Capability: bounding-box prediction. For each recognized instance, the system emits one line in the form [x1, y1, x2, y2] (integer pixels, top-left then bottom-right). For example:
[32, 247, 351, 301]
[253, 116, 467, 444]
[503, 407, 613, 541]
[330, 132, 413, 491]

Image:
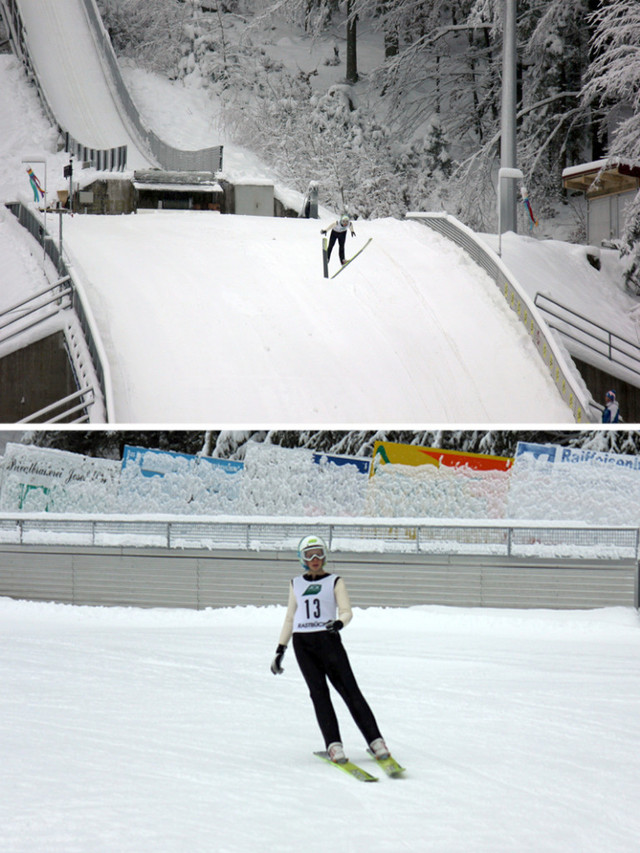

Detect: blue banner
[122, 445, 243, 478]
[311, 452, 370, 475]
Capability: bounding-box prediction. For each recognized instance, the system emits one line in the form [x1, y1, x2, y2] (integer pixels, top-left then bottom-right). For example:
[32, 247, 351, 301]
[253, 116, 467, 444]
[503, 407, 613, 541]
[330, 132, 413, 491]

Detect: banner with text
[0, 443, 120, 512]
[507, 441, 640, 525]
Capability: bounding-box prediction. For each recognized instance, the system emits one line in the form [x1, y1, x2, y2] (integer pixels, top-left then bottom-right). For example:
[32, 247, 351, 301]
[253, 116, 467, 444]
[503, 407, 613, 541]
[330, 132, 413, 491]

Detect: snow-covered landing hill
[61, 211, 574, 423]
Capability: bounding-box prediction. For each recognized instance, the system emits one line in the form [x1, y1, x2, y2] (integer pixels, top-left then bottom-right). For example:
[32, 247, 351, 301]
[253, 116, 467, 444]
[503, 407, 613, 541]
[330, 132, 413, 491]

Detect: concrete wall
[0, 544, 636, 610]
[0, 331, 77, 422]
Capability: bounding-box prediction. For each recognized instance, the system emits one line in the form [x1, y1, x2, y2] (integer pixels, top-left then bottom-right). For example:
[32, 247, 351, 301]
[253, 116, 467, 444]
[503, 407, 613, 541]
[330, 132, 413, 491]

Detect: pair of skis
[322, 237, 373, 279]
[314, 749, 405, 782]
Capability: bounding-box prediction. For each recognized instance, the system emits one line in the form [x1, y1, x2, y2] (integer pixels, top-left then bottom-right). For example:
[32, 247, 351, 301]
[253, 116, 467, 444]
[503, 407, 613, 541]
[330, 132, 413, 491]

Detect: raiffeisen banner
[515, 441, 640, 470]
[508, 442, 640, 525]
[0, 443, 120, 512]
[371, 440, 513, 475]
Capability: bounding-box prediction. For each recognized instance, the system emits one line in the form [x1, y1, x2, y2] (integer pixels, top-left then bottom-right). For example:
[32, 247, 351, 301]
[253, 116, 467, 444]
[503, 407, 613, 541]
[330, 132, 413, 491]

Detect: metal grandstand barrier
[0, 516, 637, 558]
[0, 518, 638, 609]
[407, 212, 595, 423]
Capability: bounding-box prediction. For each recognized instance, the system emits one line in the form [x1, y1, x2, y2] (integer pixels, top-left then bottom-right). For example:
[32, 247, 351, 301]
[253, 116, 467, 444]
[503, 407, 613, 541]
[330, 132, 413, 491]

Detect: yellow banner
[371, 441, 513, 475]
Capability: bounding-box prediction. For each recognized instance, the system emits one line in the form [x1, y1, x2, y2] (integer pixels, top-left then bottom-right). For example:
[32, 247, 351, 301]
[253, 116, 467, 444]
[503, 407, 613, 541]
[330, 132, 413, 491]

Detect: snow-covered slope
[61, 211, 573, 423]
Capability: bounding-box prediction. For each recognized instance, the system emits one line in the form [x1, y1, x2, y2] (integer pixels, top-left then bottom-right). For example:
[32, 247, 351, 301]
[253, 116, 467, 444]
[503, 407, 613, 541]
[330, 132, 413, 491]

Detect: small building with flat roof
[562, 159, 640, 245]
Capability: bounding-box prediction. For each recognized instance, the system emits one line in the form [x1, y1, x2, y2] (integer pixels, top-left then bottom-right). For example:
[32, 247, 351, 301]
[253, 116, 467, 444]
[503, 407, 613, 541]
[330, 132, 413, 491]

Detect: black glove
[321, 229, 326, 235]
[325, 620, 343, 634]
[270, 644, 286, 674]
[351, 231, 356, 237]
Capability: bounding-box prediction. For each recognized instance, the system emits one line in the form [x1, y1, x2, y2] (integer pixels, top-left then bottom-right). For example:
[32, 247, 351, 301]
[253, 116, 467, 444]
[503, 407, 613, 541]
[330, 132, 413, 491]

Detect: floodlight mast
[499, 0, 518, 236]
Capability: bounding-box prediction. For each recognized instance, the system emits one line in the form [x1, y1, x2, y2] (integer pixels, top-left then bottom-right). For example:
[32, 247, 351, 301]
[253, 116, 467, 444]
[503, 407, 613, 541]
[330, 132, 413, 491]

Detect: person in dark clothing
[602, 390, 620, 423]
[321, 214, 355, 265]
[270, 534, 389, 764]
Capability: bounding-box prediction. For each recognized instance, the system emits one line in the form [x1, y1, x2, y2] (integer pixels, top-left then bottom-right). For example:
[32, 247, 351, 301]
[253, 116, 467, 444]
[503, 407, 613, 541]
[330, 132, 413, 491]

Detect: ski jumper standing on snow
[270, 534, 389, 765]
[322, 214, 355, 265]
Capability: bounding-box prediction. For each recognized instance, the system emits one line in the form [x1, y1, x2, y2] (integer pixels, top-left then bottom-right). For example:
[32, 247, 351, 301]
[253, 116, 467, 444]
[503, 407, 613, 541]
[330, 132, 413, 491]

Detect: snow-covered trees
[29, 429, 640, 460]
[100, 0, 637, 238]
[97, 0, 190, 73]
[584, 0, 640, 292]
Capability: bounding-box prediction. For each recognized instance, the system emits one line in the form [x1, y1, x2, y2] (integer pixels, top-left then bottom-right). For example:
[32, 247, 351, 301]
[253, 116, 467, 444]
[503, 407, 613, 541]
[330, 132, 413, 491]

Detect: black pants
[293, 631, 382, 748]
[327, 230, 347, 263]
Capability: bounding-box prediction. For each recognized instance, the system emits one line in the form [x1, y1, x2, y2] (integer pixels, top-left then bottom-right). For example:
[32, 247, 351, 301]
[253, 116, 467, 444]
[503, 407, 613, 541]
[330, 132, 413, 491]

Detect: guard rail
[0, 515, 637, 559]
[407, 212, 595, 422]
[534, 292, 640, 381]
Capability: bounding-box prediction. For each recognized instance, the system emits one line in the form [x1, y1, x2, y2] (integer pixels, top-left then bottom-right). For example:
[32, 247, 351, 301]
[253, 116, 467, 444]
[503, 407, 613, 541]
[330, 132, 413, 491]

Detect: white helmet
[297, 534, 328, 568]
[340, 214, 350, 226]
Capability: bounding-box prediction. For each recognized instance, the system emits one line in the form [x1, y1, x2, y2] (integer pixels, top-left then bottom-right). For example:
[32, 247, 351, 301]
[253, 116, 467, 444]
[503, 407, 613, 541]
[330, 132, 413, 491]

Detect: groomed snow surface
[2, 598, 639, 852]
[62, 211, 574, 423]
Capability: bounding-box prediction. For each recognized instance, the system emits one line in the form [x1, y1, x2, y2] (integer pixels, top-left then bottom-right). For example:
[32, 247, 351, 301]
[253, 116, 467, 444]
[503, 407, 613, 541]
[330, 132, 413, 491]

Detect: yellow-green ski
[314, 751, 378, 782]
[367, 750, 406, 778]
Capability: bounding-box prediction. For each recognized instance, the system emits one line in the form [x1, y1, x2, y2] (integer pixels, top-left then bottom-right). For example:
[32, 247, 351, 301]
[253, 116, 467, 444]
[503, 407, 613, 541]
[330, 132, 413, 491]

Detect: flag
[26, 166, 45, 203]
[520, 185, 538, 230]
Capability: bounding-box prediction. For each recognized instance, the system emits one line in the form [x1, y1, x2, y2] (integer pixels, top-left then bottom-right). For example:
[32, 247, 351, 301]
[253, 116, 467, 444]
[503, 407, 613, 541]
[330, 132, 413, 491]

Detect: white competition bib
[292, 574, 338, 633]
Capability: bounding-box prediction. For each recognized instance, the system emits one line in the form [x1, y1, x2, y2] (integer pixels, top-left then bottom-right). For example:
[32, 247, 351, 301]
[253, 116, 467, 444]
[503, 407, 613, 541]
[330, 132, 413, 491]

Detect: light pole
[499, 0, 518, 236]
[498, 166, 523, 257]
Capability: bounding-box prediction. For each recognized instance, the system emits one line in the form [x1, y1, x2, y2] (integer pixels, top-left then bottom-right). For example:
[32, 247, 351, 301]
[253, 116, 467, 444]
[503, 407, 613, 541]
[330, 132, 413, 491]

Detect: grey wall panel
[0, 548, 74, 602]
[0, 545, 637, 610]
[72, 551, 200, 608]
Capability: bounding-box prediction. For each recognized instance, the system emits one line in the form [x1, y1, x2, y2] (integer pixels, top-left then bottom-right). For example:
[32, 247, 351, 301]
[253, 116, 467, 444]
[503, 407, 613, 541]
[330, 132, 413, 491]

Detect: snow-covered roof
[133, 170, 218, 186]
[132, 182, 223, 193]
[562, 159, 640, 196]
[562, 159, 640, 179]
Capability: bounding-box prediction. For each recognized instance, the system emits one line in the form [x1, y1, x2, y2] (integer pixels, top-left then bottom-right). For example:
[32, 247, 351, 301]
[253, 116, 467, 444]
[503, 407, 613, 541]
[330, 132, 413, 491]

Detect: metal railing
[534, 292, 640, 380]
[4, 201, 113, 421]
[407, 212, 595, 422]
[0, 515, 637, 559]
[18, 387, 95, 424]
[0, 277, 72, 346]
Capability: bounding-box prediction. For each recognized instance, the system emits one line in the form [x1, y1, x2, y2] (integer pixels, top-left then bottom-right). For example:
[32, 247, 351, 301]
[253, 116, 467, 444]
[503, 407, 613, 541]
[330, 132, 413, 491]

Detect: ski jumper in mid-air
[270, 534, 390, 765]
[321, 214, 355, 265]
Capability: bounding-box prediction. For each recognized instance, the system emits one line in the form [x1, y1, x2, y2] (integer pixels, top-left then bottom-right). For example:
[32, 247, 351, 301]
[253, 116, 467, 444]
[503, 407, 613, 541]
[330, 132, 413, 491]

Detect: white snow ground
[61, 211, 575, 423]
[1, 597, 639, 852]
